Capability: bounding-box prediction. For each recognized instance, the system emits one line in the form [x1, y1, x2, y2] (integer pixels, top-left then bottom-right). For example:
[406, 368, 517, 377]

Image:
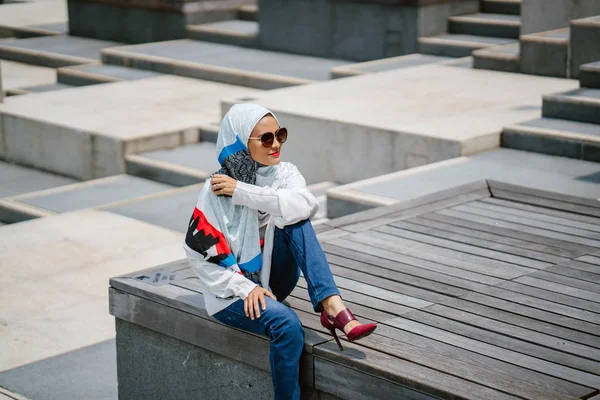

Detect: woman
[183, 103, 376, 400]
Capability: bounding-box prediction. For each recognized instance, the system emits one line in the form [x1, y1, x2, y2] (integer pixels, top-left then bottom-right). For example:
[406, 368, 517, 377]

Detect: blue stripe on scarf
[239, 253, 262, 273]
[218, 253, 237, 268]
[218, 136, 247, 165]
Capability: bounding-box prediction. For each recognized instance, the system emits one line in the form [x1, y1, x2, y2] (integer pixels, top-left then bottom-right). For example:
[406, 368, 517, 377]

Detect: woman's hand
[244, 286, 276, 320]
[211, 174, 237, 197]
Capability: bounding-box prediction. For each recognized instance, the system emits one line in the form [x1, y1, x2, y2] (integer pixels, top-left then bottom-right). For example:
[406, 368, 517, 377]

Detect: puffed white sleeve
[184, 245, 257, 300]
[231, 165, 319, 227]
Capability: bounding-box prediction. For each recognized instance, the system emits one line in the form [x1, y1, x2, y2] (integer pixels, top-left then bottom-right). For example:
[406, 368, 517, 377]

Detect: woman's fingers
[259, 292, 267, 311]
[244, 297, 250, 318]
[253, 294, 261, 319]
[265, 289, 276, 300]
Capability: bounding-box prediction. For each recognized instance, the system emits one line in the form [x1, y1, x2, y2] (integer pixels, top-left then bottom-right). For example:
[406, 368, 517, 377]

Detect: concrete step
[520, 28, 570, 78]
[502, 117, 600, 162]
[306, 181, 338, 221]
[570, 15, 600, 79]
[0, 60, 56, 93]
[186, 20, 259, 48]
[330, 54, 454, 78]
[580, 61, 600, 89]
[238, 4, 258, 21]
[542, 88, 600, 125]
[0, 174, 174, 223]
[449, 13, 520, 39]
[101, 39, 347, 89]
[0, 160, 77, 199]
[472, 42, 520, 73]
[0, 35, 123, 68]
[418, 34, 515, 57]
[326, 148, 600, 218]
[2, 21, 67, 39]
[57, 64, 162, 86]
[125, 141, 220, 187]
[481, 0, 521, 16]
[6, 82, 74, 96]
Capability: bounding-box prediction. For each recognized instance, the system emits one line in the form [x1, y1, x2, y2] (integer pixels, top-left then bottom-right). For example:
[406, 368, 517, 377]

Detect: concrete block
[259, 0, 478, 61]
[472, 43, 520, 73]
[238, 4, 258, 21]
[0, 60, 56, 93]
[57, 64, 161, 86]
[330, 54, 453, 79]
[230, 63, 576, 184]
[542, 88, 600, 125]
[579, 61, 600, 89]
[101, 40, 346, 89]
[0, 1, 67, 39]
[449, 13, 521, 39]
[570, 16, 600, 79]
[0, 62, 3, 104]
[0, 160, 77, 199]
[0, 36, 122, 68]
[482, 0, 521, 15]
[521, 0, 600, 35]
[419, 34, 515, 58]
[186, 20, 259, 48]
[0, 76, 260, 179]
[520, 28, 570, 78]
[68, 0, 251, 43]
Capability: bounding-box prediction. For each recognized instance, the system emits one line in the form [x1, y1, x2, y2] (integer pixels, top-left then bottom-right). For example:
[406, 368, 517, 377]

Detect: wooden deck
[110, 180, 600, 400]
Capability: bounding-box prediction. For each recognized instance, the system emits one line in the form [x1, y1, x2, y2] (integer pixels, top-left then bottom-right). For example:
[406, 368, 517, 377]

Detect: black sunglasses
[248, 127, 288, 148]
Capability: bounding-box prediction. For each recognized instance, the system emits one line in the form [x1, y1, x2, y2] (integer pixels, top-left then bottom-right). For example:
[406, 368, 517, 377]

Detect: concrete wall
[0, 62, 3, 104]
[258, 0, 478, 61]
[68, 0, 252, 43]
[570, 16, 600, 79]
[521, 0, 600, 34]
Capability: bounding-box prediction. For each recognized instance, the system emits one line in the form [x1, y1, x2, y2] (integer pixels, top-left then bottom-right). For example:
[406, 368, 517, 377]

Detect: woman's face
[248, 115, 282, 166]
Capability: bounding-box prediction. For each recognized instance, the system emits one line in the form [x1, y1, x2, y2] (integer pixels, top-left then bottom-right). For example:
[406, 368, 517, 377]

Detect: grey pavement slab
[138, 142, 220, 172]
[11, 82, 74, 94]
[225, 63, 578, 184]
[27, 22, 68, 34]
[0, 60, 55, 91]
[0, 160, 77, 198]
[0, 36, 123, 67]
[0, 1, 66, 33]
[0, 340, 117, 400]
[104, 185, 201, 233]
[326, 148, 600, 217]
[101, 39, 348, 88]
[0, 209, 184, 372]
[11, 175, 174, 213]
[0, 75, 261, 179]
[331, 54, 453, 78]
[57, 64, 161, 86]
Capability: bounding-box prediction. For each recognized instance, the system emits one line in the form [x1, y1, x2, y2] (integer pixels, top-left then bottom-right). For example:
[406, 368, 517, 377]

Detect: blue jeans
[213, 219, 340, 400]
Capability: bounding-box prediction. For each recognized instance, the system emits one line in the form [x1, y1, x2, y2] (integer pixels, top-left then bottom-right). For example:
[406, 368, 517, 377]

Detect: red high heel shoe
[320, 308, 377, 351]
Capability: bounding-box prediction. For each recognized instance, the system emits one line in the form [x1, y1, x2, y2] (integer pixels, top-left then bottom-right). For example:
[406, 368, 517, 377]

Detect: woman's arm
[231, 166, 319, 225]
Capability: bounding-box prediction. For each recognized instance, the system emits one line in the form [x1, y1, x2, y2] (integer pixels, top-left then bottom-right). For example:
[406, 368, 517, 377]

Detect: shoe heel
[329, 328, 344, 351]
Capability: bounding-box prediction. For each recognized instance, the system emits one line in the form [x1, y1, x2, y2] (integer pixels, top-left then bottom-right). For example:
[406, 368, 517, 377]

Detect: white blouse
[183, 163, 319, 316]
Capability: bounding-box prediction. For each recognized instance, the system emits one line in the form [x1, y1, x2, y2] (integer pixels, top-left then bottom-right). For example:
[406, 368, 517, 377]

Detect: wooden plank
[293, 280, 413, 317]
[441, 296, 600, 349]
[326, 180, 489, 229]
[387, 315, 600, 389]
[341, 189, 491, 233]
[326, 251, 474, 296]
[578, 255, 600, 266]
[324, 247, 493, 294]
[424, 211, 587, 257]
[297, 274, 434, 310]
[471, 199, 600, 233]
[543, 264, 600, 284]
[422, 303, 600, 363]
[315, 228, 352, 242]
[373, 324, 594, 399]
[405, 309, 600, 375]
[314, 342, 522, 400]
[395, 217, 568, 264]
[436, 208, 599, 253]
[452, 203, 600, 244]
[322, 240, 504, 286]
[496, 280, 600, 314]
[345, 231, 536, 280]
[468, 285, 600, 326]
[488, 180, 600, 211]
[326, 332, 579, 400]
[315, 358, 436, 400]
[527, 270, 600, 294]
[559, 259, 600, 274]
[377, 224, 552, 269]
[490, 188, 600, 218]
[481, 196, 600, 225]
[514, 276, 600, 304]
[459, 291, 600, 336]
